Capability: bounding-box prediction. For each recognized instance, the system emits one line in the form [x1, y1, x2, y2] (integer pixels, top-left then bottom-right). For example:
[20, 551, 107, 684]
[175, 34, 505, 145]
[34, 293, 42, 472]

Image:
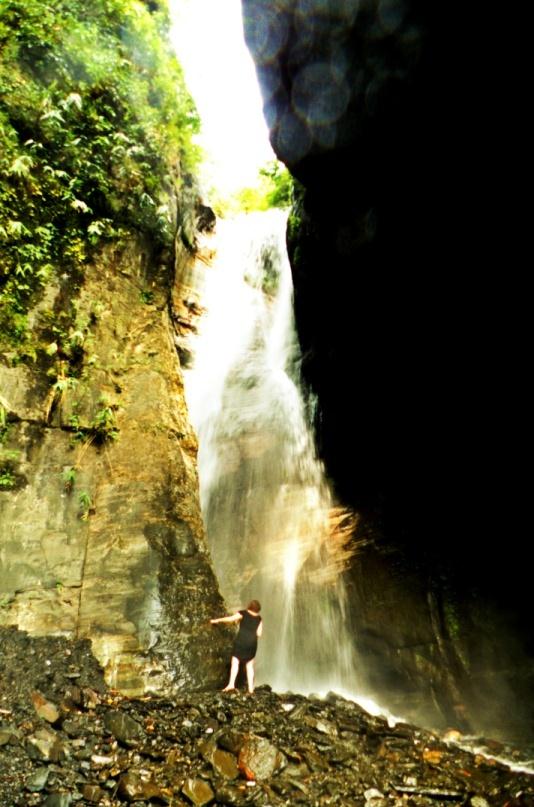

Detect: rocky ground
[0, 628, 533, 807]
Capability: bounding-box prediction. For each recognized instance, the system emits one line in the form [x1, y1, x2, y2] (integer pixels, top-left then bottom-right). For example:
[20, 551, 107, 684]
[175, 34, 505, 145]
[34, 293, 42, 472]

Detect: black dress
[232, 610, 262, 661]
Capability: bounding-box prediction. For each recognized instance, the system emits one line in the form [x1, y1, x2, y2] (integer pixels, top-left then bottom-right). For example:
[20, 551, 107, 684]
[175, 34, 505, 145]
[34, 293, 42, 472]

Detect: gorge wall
[242, 0, 533, 741]
[0, 210, 231, 695]
[0, 0, 230, 694]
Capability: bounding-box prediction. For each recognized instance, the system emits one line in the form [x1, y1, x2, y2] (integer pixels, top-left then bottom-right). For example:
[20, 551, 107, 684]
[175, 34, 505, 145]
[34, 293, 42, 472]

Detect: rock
[365, 787, 385, 804]
[26, 728, 65, 762]
[304, 715, 338, 736]
[0, 234, 229, 699]
[25, 767, 50, 792]
[238, 734, 286, 781]
[218, 730, 245, 755]
[61, 686, 83, 710]
[82, 784, 106, 803]
[90, 753, 116, 768]
[43, 795, 72, 807]
[423, 747, 443, 764]
[103, 710, 145, 745]
[62, 718, 86, 737]
[211, 747, 239, 780]
[182, 777, 214, 806]
[31, 691, 61, 724]
[81, 689, 101, 710]
[301, 747, 329, 772]
[214, 783, 254, 805]
[0, 729, 17, 746]
[1, 633, 533, 807]
[118, 771, 168, 802]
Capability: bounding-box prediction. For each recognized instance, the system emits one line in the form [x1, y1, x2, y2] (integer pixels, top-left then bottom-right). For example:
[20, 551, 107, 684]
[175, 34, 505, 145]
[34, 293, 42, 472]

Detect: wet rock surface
[0, 229, 229, 696]
[1, 628, 533, 806]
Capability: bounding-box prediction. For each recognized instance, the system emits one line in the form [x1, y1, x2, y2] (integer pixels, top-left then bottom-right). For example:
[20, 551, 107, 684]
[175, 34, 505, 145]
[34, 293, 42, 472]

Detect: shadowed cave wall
[241, 0, 532, 741]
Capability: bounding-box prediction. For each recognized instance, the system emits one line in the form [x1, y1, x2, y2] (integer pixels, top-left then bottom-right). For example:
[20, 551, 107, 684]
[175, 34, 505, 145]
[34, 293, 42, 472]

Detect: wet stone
[31, 691, 61, 724]
[304, 715, 338, 736]
[182, 777, 214, 805]
[26, 728, 65, 761]
[218, 730, 245, 755]
[211, 747, 239, 779]
[25, 766, 50, 792]
[62, 718, 86, 737]
[82, 784, 106, 803]
[238, 734, 286, 781]
[364, 787, 386, 805]
[61, 686, 83, 710]
[117, 771, 167, 802]
[104, 710, 145, 745]
[0, 729, 17, 746]
[43, 795, 73, 807]
[215, 783, 255, 805]
[301, 746, 330, 772]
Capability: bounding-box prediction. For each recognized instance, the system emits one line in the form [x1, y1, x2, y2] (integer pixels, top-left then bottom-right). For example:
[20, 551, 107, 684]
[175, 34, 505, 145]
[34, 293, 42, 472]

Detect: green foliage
[140, 289, 155, 305]
[0, 469, 16, 488]
[443, 600, 461, 639]
[0, 446, 19, 489]
[78, 489, 92, 520]
[211, 160, 294, 217]
[61, 465, 77, 492]
[66, 397, 119, 446]
[0, 0, 200, 348]
[0, 405, 18, 489]
[259, 161, 293, 208]
[91, 397, 119, 443]
[0, 403, 8, 441]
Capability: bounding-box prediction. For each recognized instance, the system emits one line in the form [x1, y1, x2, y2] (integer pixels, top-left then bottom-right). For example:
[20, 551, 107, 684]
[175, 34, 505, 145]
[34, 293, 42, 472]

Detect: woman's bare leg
[245, 659, 255, 693]
[223, 656, 239, 691]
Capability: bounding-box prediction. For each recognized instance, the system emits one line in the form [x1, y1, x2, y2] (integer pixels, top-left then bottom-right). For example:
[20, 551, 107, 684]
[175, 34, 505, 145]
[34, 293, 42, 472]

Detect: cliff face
[0, 223, 230, 694]
[242, 0, 533, 741]
[0, 0, 233, 694]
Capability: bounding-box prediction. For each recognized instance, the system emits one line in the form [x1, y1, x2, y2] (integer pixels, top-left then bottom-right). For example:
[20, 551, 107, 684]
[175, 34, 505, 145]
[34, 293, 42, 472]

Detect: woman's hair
[247, 600, 261, 613]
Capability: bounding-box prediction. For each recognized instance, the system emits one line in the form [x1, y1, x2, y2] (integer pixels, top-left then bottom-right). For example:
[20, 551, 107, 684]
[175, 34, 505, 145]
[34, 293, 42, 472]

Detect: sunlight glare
[169, 0, 275, 195]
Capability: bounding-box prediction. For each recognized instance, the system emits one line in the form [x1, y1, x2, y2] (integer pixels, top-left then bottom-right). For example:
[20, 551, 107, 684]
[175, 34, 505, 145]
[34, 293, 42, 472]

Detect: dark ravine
[1, 627, 533, 807]
[241, 0, 533, 743]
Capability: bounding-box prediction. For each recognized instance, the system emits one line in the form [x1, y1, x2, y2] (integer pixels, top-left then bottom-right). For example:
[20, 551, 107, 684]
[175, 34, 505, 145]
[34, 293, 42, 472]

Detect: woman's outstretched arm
[210, 613, 242, 625]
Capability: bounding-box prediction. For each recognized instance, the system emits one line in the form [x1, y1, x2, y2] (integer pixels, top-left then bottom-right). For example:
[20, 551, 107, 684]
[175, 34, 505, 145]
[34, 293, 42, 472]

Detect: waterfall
[184, 209, 359, 694]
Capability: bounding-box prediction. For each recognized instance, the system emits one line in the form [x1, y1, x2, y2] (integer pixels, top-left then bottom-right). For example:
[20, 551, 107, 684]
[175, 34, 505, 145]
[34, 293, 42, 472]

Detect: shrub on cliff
[0, 0, 200, 349]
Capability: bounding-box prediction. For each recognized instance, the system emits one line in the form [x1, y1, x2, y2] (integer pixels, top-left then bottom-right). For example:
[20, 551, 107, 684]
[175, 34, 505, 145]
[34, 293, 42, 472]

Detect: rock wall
[0, 218, 231, 695]
[242, 0, 533, 741]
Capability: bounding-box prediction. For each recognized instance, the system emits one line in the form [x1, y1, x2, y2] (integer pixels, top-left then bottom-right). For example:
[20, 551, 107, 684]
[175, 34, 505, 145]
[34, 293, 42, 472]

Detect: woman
[210, 600, 263, 693]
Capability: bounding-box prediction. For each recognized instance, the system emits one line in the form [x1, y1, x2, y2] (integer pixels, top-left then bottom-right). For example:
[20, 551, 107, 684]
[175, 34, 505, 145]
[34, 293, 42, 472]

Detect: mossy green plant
[0, 0, 200, 352]
[78, 489, 92, 521]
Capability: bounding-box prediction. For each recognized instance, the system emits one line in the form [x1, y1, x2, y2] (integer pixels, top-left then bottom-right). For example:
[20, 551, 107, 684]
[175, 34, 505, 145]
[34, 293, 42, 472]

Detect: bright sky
[169, 0, 275, 195]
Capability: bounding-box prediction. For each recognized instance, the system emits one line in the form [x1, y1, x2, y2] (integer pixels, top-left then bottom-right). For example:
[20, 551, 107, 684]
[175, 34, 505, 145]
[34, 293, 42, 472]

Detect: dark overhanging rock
[242, 0, 533, 742]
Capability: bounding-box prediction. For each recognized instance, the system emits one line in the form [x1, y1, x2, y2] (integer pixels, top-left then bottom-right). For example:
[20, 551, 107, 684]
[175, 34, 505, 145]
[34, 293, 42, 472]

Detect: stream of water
[184, 209, 359, 694]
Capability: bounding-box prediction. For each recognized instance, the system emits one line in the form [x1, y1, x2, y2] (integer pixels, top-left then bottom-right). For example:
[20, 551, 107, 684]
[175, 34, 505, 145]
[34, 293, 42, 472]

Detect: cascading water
[184, 209, 359, 694]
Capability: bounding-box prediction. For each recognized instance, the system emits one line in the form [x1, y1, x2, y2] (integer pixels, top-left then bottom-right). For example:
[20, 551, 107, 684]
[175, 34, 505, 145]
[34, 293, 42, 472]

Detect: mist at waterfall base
[183, 209, 376, 706]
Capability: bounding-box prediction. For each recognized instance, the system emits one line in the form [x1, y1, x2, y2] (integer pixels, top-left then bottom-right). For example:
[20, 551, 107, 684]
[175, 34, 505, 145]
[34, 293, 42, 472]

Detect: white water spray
[184, 209, 359, 694]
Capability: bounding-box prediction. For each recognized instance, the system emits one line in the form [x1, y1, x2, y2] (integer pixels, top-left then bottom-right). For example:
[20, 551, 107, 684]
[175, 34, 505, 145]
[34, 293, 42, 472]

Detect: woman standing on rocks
[210, 600, 263, 693]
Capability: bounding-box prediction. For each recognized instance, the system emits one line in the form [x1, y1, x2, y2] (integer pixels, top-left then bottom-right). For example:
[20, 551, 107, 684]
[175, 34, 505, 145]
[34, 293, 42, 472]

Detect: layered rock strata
[0, 212, 229, 695]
